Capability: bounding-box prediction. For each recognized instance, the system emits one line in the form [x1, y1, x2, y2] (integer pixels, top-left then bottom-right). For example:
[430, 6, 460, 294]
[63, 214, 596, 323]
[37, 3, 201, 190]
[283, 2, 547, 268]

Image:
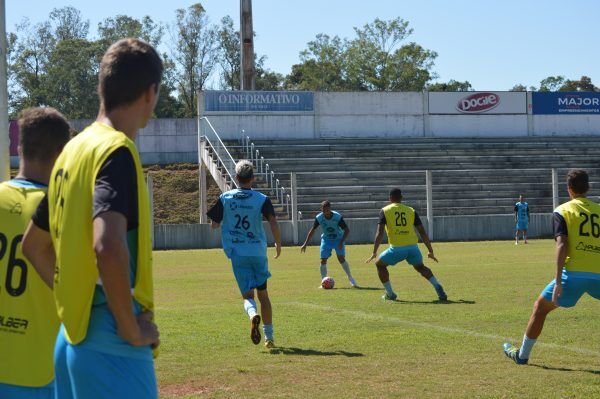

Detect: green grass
[154, 240, 600, 398]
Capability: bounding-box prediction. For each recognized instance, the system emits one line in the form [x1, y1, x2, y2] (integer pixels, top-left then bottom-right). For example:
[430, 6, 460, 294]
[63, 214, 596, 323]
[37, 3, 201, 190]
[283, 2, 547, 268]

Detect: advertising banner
[9, 121, 18, 156]
[428, 92, 526, 114]
[205, 91, 314, 112]
[532, 92, 600, 114]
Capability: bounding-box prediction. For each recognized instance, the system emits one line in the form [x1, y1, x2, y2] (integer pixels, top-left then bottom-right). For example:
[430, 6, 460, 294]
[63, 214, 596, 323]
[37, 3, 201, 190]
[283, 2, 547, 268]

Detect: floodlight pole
[0, 0, 10, 181]
[240, 0, 255, 90]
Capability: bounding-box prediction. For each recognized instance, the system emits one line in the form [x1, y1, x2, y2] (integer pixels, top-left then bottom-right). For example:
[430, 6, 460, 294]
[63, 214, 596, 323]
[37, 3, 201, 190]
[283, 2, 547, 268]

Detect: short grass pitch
[154, 240, 600, 398]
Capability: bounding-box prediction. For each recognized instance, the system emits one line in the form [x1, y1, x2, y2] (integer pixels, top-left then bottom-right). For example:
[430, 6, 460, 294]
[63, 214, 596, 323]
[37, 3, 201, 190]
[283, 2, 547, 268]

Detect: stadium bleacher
[230, 136, 600, 220]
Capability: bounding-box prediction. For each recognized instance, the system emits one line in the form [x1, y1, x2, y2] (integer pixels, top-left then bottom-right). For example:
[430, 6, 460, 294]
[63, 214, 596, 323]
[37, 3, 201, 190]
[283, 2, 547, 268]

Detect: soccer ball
[321, 276, 335, 289]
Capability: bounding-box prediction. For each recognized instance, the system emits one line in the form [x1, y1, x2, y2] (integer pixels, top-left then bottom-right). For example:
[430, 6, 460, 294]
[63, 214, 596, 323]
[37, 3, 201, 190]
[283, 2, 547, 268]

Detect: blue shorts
[231, 255, 271, 295]
[541, 270, 600, 308]
[54, 328, 157, 399]
[516, 221, 528, 231]
[379, 245, 423, 266]
[320, 238, 346, 259]
[0, 382, 54, 399]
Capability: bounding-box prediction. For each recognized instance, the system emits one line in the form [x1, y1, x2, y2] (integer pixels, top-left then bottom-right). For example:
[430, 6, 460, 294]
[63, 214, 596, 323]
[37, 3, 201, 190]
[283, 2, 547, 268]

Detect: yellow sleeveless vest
[48, 122, 153, 345]
[0, 180, 59, 387]
[382, 203, 419, 247]
[555, 198, 600, 274]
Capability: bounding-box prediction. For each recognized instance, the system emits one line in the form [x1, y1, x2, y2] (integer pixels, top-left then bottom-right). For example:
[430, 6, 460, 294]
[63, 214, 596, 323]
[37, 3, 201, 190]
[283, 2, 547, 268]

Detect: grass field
[153, 240, 600, 398]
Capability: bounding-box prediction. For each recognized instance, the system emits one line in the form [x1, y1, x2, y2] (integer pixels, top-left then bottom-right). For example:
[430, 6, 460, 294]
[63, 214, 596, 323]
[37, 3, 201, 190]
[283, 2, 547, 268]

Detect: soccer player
[300, 200, 357, 287]
[207, 160, 282, 348]
[503, 170, 600, 365]
[515, 195, 530, 244]
[22, 39, 162, 398]
[0, 108, 70, 399]
[366, 188, 447, 301]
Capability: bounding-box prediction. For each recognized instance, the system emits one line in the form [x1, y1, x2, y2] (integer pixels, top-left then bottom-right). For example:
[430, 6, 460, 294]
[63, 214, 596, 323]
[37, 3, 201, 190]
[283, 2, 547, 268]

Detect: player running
[515, 195, 530, 244]
[504, 170, 600, 365]
[0, 108, 70, 399]
[366, 188, 447, 301]
[300, 200, 357, 288]
[207, 160, 282, 348]
[23, 39, 162, 399]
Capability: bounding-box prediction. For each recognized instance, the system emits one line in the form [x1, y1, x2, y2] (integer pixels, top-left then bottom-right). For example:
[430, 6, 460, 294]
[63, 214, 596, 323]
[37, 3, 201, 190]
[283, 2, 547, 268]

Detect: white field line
[282, 301, 600, 357]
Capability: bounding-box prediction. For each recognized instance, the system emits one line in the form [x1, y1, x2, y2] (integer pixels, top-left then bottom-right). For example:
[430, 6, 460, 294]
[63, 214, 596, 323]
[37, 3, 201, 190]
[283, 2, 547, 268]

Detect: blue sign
[205, 91, 314, 112]
[533, 92, 600, 114]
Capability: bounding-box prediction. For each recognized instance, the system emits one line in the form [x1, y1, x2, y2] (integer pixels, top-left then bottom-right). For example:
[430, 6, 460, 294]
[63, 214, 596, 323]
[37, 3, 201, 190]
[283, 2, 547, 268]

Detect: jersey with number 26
[220, 189, 268, 258]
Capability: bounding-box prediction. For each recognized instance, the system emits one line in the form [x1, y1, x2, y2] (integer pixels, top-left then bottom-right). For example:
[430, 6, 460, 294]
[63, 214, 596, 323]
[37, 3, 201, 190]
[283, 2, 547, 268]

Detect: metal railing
[240, 130, 292, 219]
[200, 117, 238, 189]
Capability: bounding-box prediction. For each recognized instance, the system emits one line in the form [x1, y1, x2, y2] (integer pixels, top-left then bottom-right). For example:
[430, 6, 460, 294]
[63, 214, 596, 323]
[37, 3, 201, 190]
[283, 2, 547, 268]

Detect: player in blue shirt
[515, 195, 530, 245]
[207, 160, 281, 348]
[300, 201, 357, 288]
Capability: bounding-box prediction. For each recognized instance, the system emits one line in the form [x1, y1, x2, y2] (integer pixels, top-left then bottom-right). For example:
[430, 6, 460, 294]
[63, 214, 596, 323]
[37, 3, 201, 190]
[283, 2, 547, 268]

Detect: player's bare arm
[416, 225, 438, 262]
[211, 220, 221, 229]
[366, 223, 385, 263]
[552, 234, 568, 305]
[94, 211, 159, 348]
[22, 221, 56, 288]
[301, 226, 317, 252]
[268, 214, 281, 259]
[339, 226, 350, 250]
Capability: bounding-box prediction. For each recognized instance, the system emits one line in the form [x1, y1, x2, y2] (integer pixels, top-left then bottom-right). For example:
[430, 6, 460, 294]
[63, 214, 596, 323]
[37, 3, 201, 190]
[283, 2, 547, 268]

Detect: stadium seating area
[229, 137, 600, 220]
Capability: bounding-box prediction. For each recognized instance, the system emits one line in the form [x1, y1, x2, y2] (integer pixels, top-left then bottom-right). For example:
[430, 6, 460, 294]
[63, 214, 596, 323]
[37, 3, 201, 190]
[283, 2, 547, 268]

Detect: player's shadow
[337, 286, 380, 291]
[529, 363, 600, 375]
[267, 346, 364, 357]
[394, 299, 476, 305]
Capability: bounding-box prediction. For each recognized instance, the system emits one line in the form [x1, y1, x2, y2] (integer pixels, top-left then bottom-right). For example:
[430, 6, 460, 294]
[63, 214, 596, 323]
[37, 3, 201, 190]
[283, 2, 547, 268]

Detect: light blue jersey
[316, 211, 344, 241]
[221, 188, 268, 258]
[515, 202, 529, 222]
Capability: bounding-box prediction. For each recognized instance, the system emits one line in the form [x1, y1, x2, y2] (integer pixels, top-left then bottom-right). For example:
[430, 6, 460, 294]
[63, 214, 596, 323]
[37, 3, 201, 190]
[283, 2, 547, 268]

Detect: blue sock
[383, 281, 395, 296]
[519, 335, 536, 359]
[428, 276, 441, 288]
[320, 264, 327, 279]
[263, 324, 274, 341]
[244, 299, 257, 319]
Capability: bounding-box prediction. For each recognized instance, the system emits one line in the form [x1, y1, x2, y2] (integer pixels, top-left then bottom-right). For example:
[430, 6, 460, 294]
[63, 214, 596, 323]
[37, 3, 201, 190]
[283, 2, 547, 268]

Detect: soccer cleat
[524, 240, 528, 244]
[381, 293, 397, 301]
[435, 285, 448, 301]
[515, 241, 518, 245]
[503, 343, 528, 365]
[264, 339, 275, 349]
[250, 315, 261, 345]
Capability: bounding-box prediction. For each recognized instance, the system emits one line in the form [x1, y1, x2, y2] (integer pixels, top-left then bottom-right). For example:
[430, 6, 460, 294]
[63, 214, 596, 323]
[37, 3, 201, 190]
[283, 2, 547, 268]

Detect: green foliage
[154, 241, 600, 398]
[537, 75, 598, 92]
[428, 79, 473, 92]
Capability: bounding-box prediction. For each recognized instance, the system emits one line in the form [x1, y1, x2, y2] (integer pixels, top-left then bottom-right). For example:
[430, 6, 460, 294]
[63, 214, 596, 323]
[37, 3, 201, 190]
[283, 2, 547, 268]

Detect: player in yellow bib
[22, 39, 162, 399]
[366, 188, 447, 301]
[0, 108, 70, 399]
[504, 170, 600, 364]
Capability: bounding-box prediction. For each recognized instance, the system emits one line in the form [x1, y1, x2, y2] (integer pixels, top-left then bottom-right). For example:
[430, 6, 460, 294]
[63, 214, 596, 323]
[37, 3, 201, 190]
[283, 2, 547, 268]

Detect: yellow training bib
[48, 122, 153, 345]
[0, 180, 60, 387]
[555, 198, 600, 274]
[382, 203, 419, 247]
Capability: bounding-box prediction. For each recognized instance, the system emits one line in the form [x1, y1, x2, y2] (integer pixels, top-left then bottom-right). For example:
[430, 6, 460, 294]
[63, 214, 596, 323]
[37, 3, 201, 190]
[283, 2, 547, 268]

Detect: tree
[560, 76, 598, 92]
[98, 15, 163, 48]
[509, 84, 527, 92]
[170, 3, 218, 116]
[539, 76, 565, 92]
[49, 6, 89, 42]
[428, 79, 472, 92]
[216, 15, 240, 90]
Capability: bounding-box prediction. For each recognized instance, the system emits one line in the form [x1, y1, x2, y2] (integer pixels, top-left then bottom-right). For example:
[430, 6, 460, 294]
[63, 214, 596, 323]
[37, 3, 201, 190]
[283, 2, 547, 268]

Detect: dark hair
[321, 200, 331, 209]
[18, 107, 70, 163]
[98, 38, 163, 112]
[567, 169, 589, 194]
[389, 188, 402, 201]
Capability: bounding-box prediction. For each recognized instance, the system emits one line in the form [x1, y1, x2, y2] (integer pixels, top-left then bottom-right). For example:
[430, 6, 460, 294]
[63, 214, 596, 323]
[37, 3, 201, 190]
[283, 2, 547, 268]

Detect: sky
[5, 0, 599, 90]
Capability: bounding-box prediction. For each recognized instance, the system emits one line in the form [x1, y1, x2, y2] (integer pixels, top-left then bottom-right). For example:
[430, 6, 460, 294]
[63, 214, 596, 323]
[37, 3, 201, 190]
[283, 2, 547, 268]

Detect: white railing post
[260, 156, 264, 175]
[250, 143, 255, 164]
[426, 170, 434, 241]
[270, 171, 274, 191]
[552, 168, 559, 210]
[291, 172, 299, 244]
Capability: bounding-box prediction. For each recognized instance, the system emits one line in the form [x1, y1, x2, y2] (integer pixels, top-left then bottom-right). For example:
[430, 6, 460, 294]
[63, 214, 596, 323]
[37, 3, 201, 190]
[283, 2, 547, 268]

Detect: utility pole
[240, 0, 255, 90]
[0, 0, 10, 181]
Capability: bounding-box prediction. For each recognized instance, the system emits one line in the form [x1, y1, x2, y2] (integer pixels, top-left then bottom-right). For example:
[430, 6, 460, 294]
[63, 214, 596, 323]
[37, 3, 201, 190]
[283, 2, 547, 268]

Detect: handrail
[200, 117, 238, 189]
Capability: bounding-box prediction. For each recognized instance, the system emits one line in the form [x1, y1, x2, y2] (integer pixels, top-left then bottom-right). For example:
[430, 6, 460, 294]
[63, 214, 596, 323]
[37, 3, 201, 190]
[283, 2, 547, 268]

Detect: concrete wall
[532, 115, 600, 136]
[429, 115, 528, 137]
[153, 213, 553, 250]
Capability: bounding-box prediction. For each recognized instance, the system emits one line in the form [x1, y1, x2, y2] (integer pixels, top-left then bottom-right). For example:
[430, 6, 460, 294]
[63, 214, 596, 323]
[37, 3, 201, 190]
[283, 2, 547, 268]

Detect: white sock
[340, 261, 353, 279]
[519, 335, 536, 359]
[244, 299, 257, 319]
[320, 264, 327, 279]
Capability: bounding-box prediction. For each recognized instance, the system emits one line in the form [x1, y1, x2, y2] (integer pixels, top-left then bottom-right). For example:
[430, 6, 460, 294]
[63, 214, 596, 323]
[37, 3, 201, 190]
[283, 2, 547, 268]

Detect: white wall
[532, 115, 600, 136]
[429, 115, 528, 137]
[204, 114, 315, 140]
